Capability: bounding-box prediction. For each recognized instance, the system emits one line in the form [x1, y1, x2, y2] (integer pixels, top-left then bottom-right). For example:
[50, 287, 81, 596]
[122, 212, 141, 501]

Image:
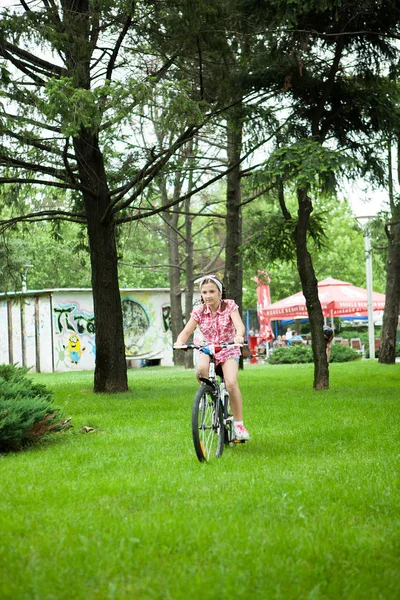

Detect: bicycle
[175, 342, 247, 462]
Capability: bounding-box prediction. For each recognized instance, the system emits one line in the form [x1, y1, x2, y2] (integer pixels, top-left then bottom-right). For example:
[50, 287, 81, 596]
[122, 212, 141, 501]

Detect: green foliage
[26, 222, 91, 289]
[0, 221, 92, 292]
[42, 78, 106, 137]
[242, 210, 296, 265]
[267, 343, 360, 364]
[156, 79, 208, 133]
[0, 364, 71, 453]
[42, 78, 159, 137]
[0, 235, 29, 292]
[267, 345, 313, 364]
[242, 192, 387, 310]
[242, 206, 328, 266]
[263, 140, 351, 191]
[329, 344, 360, 363]
[0, 182, 92, 292]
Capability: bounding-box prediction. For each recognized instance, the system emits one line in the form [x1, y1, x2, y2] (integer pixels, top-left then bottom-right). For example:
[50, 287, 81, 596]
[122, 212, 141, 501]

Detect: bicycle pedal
[233, 439, 246, 444]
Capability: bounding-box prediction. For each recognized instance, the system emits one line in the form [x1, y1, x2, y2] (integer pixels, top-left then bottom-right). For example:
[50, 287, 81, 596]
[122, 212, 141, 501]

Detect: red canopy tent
[263, 277, 386, 320]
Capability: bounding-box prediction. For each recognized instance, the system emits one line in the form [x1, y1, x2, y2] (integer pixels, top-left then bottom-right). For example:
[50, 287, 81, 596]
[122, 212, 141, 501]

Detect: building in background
[0, 288, 197, 372]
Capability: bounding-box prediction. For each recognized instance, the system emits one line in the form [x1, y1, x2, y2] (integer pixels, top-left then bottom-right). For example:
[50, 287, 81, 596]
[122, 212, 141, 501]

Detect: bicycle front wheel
[192, 384, 224, 462]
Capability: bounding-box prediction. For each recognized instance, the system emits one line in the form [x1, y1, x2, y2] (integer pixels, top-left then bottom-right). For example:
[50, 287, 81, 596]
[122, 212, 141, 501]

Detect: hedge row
[267, 344, 360, 365]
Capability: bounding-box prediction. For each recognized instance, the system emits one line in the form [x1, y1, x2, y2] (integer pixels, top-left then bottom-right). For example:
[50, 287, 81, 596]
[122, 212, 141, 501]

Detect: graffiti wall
[0, 288, 190, 372]
[52, 293, 96, 371]
[52, 290, 175, 371]
[120, 291, 172, 361]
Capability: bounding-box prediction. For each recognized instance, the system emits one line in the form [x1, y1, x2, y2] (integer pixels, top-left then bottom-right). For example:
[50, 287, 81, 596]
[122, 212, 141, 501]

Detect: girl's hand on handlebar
[174, 342, 194, 350]
[233, 335, 245, 345]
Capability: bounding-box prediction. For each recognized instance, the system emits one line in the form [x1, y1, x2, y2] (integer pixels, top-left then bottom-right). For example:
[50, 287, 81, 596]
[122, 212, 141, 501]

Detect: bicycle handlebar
[174, 341, 247, 353]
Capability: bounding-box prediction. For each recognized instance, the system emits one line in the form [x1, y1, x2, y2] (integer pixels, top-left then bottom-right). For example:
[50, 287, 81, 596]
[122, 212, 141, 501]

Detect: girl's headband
[194, 275, 223, 293]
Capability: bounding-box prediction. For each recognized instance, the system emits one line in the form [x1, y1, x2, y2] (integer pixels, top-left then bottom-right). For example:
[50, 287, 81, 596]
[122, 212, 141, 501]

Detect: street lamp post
[356, 217, 375, 359]
[21, 264, 33, 293]
[364, 230, 375, 359]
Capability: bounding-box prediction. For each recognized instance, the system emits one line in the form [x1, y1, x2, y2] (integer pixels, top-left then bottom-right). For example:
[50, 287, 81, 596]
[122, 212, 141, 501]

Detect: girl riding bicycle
[174, 274, 250, 441]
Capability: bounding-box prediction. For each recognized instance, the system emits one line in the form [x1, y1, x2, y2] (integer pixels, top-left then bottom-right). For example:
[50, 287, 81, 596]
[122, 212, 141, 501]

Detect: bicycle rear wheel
[192, 384, 224, 462]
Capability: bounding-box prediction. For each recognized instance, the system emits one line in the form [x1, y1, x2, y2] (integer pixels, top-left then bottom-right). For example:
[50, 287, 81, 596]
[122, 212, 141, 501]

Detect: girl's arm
[230, 309, 245, 342]
[174, 317, 198, 346]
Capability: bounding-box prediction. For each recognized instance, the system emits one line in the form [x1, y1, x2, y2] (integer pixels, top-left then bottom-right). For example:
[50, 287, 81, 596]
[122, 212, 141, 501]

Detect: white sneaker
[234, 424, 250, 441]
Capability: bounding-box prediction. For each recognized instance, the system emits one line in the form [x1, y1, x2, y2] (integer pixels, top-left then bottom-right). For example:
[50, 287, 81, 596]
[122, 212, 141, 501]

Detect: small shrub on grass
[0, 364, 72, 453]
[329, 344, 360, 362]
[267, 345, 313, 364]
[268, 344, 360, 364]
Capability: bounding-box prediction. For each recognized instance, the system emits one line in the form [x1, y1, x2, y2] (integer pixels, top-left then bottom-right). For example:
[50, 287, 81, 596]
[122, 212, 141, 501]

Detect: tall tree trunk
[74, 132, 128, 392]
[161, 181, 185, 366]
[379, 220, 400, 363]
[184, 154, 195, 368]
[169, 252, 185, 367]
[66, 0, 128, 392]
[296, 188, 329, 390]
[225, 105, 243, 309]
[379, 138, 400, 363]
[168, 238, 185, 366]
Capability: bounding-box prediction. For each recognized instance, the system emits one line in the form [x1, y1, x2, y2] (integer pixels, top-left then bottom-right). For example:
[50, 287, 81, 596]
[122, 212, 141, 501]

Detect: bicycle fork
[220, 382, 234, 444]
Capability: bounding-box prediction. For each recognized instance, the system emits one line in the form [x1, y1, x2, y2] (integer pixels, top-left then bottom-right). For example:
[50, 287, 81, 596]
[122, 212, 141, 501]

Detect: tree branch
[239, 185, 274, 207]
[3, 41, 67, 77]
[199, 239, 226, 276]
[2, 110, 62, 133]
[4, 130, 76, 161]
[114, 134, 273, 225]
[62, 137, 78, 186]
[106, 3, 135, 81]
[0, 157, 96, 197]
[0, 177, 78, 190]
[159, 208, 226, 219]
[0, 210, 87, 234]
[2, 50, 46, 86]
[107, 89, 266, 203]
[119, 261, 186, 271]
[278, 177, 292, 221]
[103, 126, 197, 222]
[311, 16, 346, 138]
[159, 184, 275, 218]
[0, 155, 71, 182]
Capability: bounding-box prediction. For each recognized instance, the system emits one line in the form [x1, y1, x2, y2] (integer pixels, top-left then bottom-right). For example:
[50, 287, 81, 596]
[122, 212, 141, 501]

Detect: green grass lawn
[1, 361, 399, 600]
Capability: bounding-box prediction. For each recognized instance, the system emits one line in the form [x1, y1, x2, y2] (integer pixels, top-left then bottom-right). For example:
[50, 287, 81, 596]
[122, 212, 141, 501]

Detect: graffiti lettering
[75, 315, 95, 335]
[54, 306, 76, 334]
[162, 304, 172, 333]
[54, 304, 95, 336]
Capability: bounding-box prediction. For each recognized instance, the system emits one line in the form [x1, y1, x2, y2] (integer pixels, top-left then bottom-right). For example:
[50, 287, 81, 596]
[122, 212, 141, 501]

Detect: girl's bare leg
[221, 359, 243, 421]
[195, 353, 210, 382]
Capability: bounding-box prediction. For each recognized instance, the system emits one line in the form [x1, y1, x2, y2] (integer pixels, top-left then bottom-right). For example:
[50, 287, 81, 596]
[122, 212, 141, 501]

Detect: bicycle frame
[175, 342, 244, 460]
[197, 344, 235, 443]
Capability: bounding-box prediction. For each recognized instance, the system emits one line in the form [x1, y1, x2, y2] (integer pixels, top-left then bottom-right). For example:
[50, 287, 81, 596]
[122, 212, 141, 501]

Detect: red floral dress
[191, 299, 241, 365]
